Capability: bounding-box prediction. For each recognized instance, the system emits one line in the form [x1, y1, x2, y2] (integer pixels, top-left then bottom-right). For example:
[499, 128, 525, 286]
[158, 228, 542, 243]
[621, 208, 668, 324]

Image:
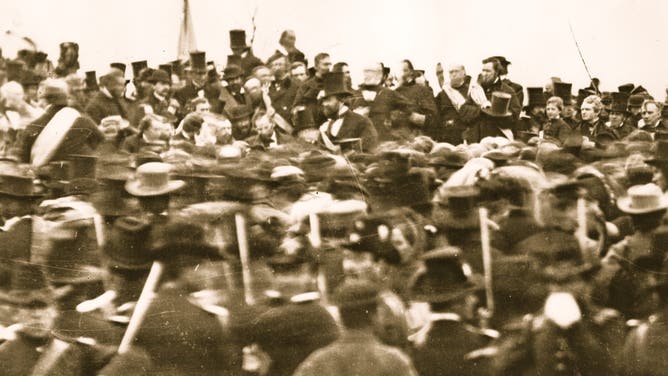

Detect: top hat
[131, 60, 148, 78]
[147, 69, 171, 85]
[84, 71, 98, 91]
[321, 71, 353, 98]
[110, 62, 126, 74]
[631, 85, 649, 96]
[610, 92, 630, 113]
[189, 51, 207, 72]
[293, 107, 315, 131]
[125, 162, 185, 197]
[618, 83, 634, 94]
[66, 154, 97, 179]
[229, 29, 248, 49]
[158, 64, 173, 78]
[553, 82, 573, 105]
[223, 64, 243, 80]
[103, 216, 153, 271]
[526, 87, 546, 108]
[226, 55, 242, 69]
[617, 183, 668, 214]
[482, 92, 512, 117]
[410, 246, 481, 303]
[628, 94, 645, 108]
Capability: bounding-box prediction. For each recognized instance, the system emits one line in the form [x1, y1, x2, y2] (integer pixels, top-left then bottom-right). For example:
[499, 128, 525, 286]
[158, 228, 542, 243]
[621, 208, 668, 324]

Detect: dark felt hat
[223, 64, 243, 80]
[0, 167, 45, 198]
[482, 92, 512, 117]
[84, 71, 98, 91]
[611, 92, 630, 113]
[170, 59, 184, 77]
[5, 60, 25, 82]
[553, 82, 573, 105]
[150, 221, 223, 269]
[628, 94, 645, 108]
[226, 54, 242, 69]
[158, 64, 173, 78]
[131, 60, 148, 78]
[43, 229, 103, 285]
[189, 51, 207, 72]
[225, 104, 253, 121]
[103, 216, 153, 271]
[646, 140, 668, 166]
[110, 62, 126, 74]
[66, 154, 97, 179]
[293, 107, 315, 130]
[334, 279, 380, 308]
[0, 260, 51, 307]
[229, 29, 248, 49]
[410, 246, 482, 303]
[322, 71, 352, 98]
[618, 83, 634, 94]
[147, 69, 171, 85]
[526, 87, 546, 108]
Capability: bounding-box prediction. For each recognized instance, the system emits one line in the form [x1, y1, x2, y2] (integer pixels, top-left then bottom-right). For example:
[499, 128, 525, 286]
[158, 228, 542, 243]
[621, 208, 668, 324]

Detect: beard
[322, 105, 338, 119]
[479, 74, 496, 88]
[217, 133, 234, 145]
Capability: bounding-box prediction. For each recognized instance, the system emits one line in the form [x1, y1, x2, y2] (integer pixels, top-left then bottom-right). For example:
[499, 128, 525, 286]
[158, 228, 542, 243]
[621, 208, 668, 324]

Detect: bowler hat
[147, 69, 171, 85]
[223, 65, 243, 80]
[526, 87, 546, 108]
[158, 64, 173, 78]
[229, 29, 248, 49]
[482, 92, 512, 117]
[618, 83, 635, 94]
[553, 82, 573, 105]
[84, 71, 98, 91]
[189, 51, 207, 72]
[617, 183, 668, 214]
[0, 167, 45, 198]
[321, 71, 352, 98]
[103, 216, 153, 271]
[125, 162, 186, 197]
[628, 94, 645, 108]
[410, 246, 481, 303]
[131, 60, 148, 79]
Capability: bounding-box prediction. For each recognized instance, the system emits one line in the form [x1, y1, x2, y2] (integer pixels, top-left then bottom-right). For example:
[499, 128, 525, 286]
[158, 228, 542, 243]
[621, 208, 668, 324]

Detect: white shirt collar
[100, 87, 113, 99]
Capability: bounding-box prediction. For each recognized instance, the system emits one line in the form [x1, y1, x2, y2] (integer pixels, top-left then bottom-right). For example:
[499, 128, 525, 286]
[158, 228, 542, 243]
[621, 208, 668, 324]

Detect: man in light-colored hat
[15, 78, 104, 167]
[125, 162, 185, 220]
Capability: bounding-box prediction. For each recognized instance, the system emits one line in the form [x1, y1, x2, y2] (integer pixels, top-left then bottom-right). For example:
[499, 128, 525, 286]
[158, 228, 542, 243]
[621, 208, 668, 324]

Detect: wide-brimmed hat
[147, 69, 171, 85]
[125, 162, 186, 197]
[482, 92, 512, 117]
[410, 246, 482, 303]
[334, 279, 380, 309]
[617, 183, 668, 214]
[102, 216, 153, 271]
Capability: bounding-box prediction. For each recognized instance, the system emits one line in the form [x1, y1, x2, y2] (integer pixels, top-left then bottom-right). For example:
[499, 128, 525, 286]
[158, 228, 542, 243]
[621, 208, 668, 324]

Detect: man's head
[253, 111, 275, 139]
[479, 60, 500, 87]
[227, 105, 253, 137]
[190, 97, 210, 114]
[100, 68, 126, 98]
[580, 95, 602, 123]
[362, 62, 384, 87]
[334, 279, 380, 330]
[149, 70, 172, 98]
[279, 30, 297, 50]
[641, 100, 662, 127]
[268, 55, 288, 79]
[37, 78, 69, 107]
[252, 65, 273, 86]
[244, 77, 263, 105]
[401, 59, 414, 85]
[448, 64, 466, 88]
[139, 114, 171, 141]
[290, 62, 307, 82]
[210, 117, 233, 144]
[321, 94, 344, 119]
[332, 62, 351, 88]
[314, 53, 331, 77]
[609, 109, 627, 128]
[546, 96, 564, 120]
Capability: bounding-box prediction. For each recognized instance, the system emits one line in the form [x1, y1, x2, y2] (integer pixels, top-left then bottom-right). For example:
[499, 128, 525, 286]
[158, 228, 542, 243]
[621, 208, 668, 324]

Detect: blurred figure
[121, 114, 171, 153]
[291, 62, 308, 83]
[267, 29, 307, 65]
[85, 68, 128, 124]
[0, 81, 42, 153]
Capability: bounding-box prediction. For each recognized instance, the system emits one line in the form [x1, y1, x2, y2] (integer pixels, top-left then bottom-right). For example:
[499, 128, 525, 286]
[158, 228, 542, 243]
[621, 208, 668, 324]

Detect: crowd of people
[0, 27, 668, 375]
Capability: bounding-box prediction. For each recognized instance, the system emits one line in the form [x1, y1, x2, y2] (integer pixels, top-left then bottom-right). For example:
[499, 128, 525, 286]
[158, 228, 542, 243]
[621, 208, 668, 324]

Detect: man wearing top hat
[518, 87, 547, 136]
[229, 29, 264, 78]
[465, 91, 516, 142]
[318, 71, 378, 153]
[552, 81, 579, 128]
[133, 69, 180, 125]
[174, 51, 223, 114]
[460, 58, 521, 125]
[606, 92, 635, 139]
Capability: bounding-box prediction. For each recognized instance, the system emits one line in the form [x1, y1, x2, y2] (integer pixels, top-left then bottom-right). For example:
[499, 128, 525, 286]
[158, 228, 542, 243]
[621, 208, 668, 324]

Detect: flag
[177, 0, 197, 61]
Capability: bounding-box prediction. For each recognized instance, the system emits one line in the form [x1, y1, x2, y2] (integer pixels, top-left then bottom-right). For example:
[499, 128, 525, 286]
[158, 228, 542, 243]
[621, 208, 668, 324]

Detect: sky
[0, 0, 666, 101]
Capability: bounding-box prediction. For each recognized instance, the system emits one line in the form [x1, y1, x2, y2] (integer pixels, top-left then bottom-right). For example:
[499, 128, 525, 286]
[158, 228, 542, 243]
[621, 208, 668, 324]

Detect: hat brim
[410, 275, 482, 303]
[124, 180, 186, 197]
[617, 195, 668, 214]
[481, 108, 512, 118]
[45, 265, 105, 285]
[322, 90, 353, 99]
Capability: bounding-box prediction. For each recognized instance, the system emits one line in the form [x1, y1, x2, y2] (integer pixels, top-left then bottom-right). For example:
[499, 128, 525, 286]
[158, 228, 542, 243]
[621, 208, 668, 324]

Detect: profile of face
[546, 104, 561, 120]
[562, 104, 576, 119]
[153, 81, 171, 98]
[99, 118, 120, 139]
[642, 103, 661, 126]
[316, 56, 332, 76]
[270, 57, 288, 78]
[255, 115, 275, 138]
[321, 96, 341, 119]
[580, 102, 598, 122]
[254, 67, 273, 86]
[340, 64, 352, 87]
[291, 66, 307, 82]
[609, 111, 625, 127]
[479, 62, 497, 87]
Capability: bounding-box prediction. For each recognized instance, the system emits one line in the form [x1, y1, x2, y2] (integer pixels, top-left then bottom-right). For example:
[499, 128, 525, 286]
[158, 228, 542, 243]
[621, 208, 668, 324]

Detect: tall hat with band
[131, 60, 148, 79]
[158, 63, 173, 78]
[84, 71, 98, 91]
[229, 29, 249, 49]
[553, 81, 573, 105]
[482, 92, 512, 117]
[189, 51, 207, 72]
[110, 62, 126, 74]
[610, 92, 630, 113]
[102, 216, 153, 271]
[321, 71, 353, 98]
[43, 228, 104, 285]
[526, 87, 546, 108]
[645, 140, 668, 167]
[409, 246, 482, 303]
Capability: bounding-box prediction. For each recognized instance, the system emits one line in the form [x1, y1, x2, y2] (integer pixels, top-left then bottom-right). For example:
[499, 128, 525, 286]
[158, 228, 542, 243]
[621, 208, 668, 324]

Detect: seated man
[245, 110, 293, 150]
[121, 114, 171, 154]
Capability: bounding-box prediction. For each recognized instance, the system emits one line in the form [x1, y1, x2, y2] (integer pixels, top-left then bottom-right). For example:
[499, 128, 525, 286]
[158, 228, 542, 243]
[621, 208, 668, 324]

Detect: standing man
[554, 81, 579, 128]
[218, 60, 250, 115]
[484, 56, 524, 105]
[396, 59, 437, 140]
[267, 29, 306, 65]
[290, 62, 308, 83]
[174, 51, 222, 114]
[229, 29, 264, 78]
[319, 71, 378, 152]
[268, 55, 299, 123]
[293, 53, 332, 130]
[84, 68, 129, 124]
[435, 64, 477, 144]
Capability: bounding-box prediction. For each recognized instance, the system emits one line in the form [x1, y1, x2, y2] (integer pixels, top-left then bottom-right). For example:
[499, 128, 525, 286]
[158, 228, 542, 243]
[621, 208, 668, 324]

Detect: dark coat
[239, 51, 264, 78]
[269, 76, 300, 125]
[235, 299, 339, 376]
[502, 78, 524, 106]
[492, 209, 543, 254]
[16, 104, 104, 163]
[85, 91, 129, 124]
[319, 109, 379, 152]
[293, 75, 326, 128]
[411, 318, 492, 376]
[435, 76, 479, 144]
[465, 112, 516, 143]
[350, 85, 414, 142]
[173, 81, 223, 114]
[395, 81, 437, 138]
[132, 93, 178, 125]
[543, 117, 575, 144]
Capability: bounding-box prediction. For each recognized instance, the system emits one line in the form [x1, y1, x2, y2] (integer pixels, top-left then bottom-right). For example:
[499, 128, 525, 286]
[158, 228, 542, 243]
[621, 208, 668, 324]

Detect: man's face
[546, 104, 560, 119]
[629, 106, 641, 115]
[401, 62, 413, 84]
[227, 76, 243, 92]
[291, 66, 307, 82]
[145, 120, 171, 141]
[562, 104, 576, 119]
[316, 57, 331, 76]
[106, 76, 126, 98]
[531, 106, 545, 118]
[480, 62, 497, 86]
[321, 96, 341, 119]
[254, 67, 273, 86]
[195, 102, 210, 113]
[216, 120, 233, 143]
[232, 118, 251, 133]
[609, 111, 625, 127]
[244, 78, 263, 104]
[340, 64, 352, 87]
[580, 102, 598, 122]
[191, 71, 208, 86]
[255, 115, 274, 138]
[282, 31, 296, 49]
[270, 57, 288, 78]
[153, 81, 171, 97]
[642, 103, 661, 126]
